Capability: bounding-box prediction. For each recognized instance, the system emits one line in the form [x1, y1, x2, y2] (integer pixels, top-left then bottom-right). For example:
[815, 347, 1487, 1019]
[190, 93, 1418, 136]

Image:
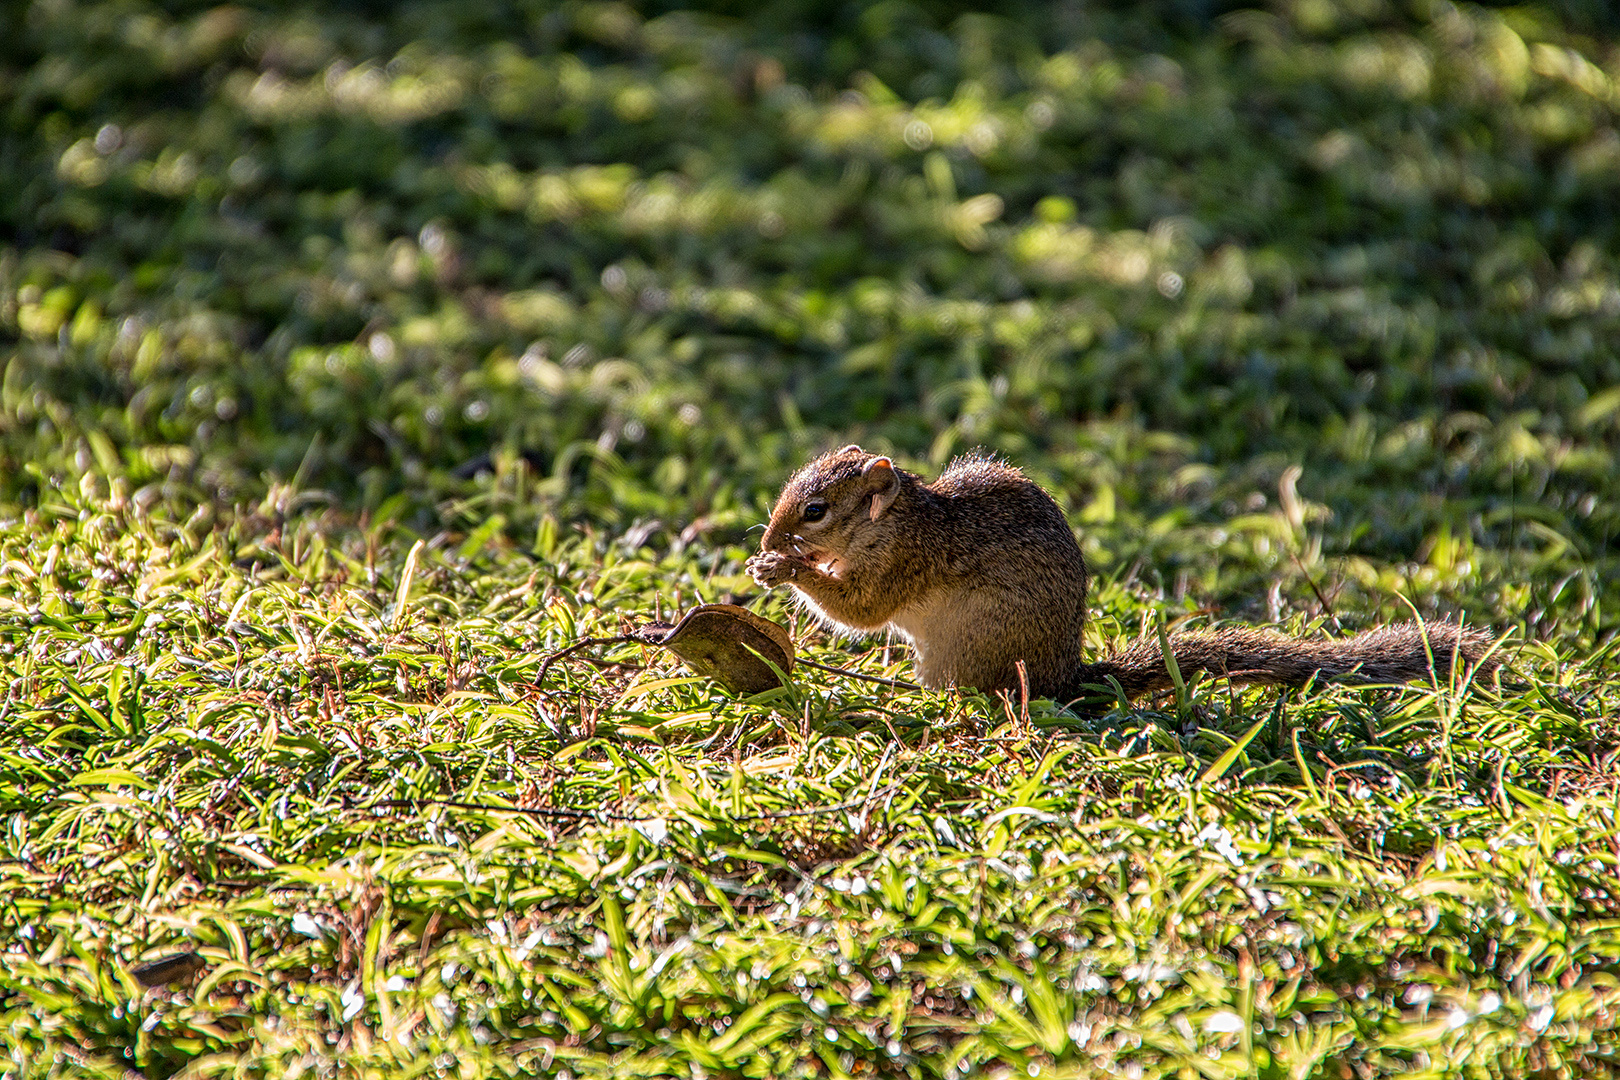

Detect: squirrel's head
[760, 445, 906, 561]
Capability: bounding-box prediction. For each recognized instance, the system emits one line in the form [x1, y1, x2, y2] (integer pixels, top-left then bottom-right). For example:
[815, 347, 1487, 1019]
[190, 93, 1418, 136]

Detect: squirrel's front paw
[747, 550, 809, 588]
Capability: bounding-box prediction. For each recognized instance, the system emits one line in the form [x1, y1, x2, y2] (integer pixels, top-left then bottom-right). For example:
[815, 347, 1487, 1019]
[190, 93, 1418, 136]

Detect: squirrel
[745, 445, 1500, 704]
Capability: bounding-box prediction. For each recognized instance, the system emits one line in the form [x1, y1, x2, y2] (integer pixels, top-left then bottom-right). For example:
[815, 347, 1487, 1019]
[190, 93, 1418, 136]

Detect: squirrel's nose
[760, 523, 781, 551]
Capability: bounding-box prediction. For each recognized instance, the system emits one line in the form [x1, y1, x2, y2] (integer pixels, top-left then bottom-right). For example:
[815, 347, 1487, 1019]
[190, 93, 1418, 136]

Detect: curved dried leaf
[641, 603, 794, 696]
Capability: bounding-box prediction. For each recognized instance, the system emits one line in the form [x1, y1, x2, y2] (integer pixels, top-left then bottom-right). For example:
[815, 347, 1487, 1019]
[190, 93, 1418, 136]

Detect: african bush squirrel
[745, 445, 1499, 702]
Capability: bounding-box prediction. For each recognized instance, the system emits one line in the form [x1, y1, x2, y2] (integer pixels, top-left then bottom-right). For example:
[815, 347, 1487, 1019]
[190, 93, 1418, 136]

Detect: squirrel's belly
[886, 604, 935, 650]
[888, 594, 966, 688]
[890, 587, 1071, 693]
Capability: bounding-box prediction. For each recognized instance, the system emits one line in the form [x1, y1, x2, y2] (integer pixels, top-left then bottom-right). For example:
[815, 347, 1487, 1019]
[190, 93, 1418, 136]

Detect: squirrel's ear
[861, 456, 899, 521]
[837, 443, 863, 455]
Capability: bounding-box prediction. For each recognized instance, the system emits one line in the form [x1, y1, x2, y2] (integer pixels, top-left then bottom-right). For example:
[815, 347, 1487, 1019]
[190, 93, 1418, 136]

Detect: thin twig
[535, 634, 644, 688]
[1016, 659, 1030, 730]
[796, 656, 921, 691]
[539, 629, 918, 692]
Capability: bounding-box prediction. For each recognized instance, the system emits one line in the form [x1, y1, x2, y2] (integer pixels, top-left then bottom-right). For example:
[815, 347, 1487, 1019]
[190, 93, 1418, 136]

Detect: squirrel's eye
[802, 502, 828, 523]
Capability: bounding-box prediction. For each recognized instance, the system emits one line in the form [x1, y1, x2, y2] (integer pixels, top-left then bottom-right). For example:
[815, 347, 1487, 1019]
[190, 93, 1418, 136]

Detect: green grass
[2, 489, 1617, 1077]
[4, 0, 1620, 1075]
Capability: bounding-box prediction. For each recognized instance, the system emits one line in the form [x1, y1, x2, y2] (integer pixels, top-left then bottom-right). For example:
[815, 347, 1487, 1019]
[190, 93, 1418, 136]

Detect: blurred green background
[4, 0, 1619, 632]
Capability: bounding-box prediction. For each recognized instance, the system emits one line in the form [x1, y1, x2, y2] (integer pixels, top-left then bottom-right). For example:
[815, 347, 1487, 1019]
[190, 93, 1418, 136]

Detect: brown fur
[747, 446, 1501, 703]
[1068, 622, 1497, 702]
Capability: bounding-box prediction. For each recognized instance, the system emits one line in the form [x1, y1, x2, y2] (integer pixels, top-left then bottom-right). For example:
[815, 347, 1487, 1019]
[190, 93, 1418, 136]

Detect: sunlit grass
[5, 0, 1620, 1074]
[1, 490, 1616, 1077]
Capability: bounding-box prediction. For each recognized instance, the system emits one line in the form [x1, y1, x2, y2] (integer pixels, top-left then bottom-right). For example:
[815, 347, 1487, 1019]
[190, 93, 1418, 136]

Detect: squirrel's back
[890, 452, 1090, 692]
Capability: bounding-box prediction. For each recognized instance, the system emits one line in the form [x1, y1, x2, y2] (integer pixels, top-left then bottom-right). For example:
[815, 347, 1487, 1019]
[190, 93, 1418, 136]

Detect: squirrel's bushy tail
[1065, 621, 1501, 703]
